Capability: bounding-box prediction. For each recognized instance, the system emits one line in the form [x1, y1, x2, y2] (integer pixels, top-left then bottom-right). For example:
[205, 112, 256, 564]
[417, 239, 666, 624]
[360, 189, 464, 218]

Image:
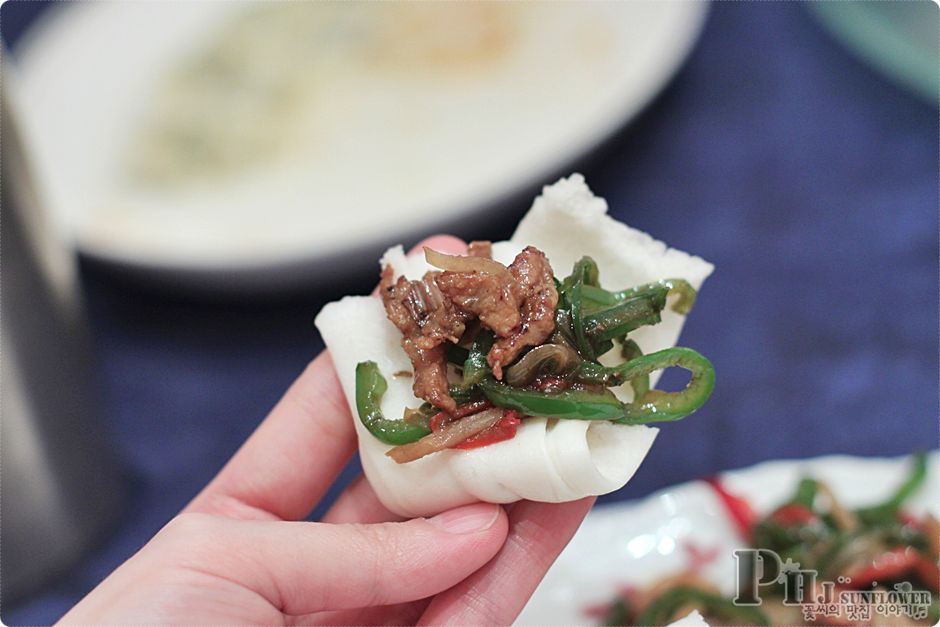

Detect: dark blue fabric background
[3, 2, 937, 624]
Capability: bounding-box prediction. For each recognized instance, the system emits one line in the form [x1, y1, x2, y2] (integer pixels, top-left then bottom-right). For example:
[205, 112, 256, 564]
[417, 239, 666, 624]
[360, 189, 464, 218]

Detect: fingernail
[429, 503, 500, 534]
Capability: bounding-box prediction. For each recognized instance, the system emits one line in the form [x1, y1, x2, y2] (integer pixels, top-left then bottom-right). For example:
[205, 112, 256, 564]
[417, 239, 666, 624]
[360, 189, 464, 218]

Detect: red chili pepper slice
[769, 503, 818, 526]
[581, 602, 613, 620]
[429, 412, 447, 433]
[845, 547, 939, 589]
[452, 411, 522, 449]
[704, 477, 758, 541]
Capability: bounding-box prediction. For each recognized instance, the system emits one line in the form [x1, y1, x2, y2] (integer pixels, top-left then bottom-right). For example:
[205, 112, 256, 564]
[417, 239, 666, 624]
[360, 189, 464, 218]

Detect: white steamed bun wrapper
[315, 174, 714, 517]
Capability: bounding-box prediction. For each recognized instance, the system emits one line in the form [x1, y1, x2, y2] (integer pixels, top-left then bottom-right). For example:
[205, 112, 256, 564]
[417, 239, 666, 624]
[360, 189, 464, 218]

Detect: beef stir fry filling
[380, 265, 470, 413]
[381, 243, 558, 411]
[358, 243, 715, 462]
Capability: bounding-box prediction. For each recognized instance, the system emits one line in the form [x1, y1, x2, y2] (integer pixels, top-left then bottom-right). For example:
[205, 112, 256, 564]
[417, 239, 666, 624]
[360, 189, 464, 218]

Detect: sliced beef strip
[380, 266, 468, 412]
[401, 342, 454, 414]
[379, 244, 558, 408]
[381, 266, 469, 349]
[433, 241, 530, 338]
[434, 271, 521, 337]
[487, 246, 559, 379]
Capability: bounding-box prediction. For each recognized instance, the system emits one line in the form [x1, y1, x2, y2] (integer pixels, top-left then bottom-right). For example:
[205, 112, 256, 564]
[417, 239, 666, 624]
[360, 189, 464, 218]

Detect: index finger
[185, 235, 468, 522]
[418, 497, 595, 625]
[185, 351, 356, 521]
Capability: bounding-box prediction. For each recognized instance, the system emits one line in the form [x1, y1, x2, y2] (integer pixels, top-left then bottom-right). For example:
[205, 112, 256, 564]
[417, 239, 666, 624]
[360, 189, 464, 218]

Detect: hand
[60, 236, 594, 626]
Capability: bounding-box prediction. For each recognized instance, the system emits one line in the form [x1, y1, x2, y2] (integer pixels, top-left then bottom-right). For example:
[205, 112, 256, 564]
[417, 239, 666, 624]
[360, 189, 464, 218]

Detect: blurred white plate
[12, 2, 706, 290]
[516, 453, 940, 625]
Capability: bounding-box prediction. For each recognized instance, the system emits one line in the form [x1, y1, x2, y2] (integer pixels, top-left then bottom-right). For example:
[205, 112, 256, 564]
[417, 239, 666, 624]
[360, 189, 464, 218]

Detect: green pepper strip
[478, 379, 624, 421]
[462, 330, 493, 386]
[565, 338, 647, 390]
[565, 259, 596, 360]
[559, 259, 689, 359]
[792, 478, 819, 509]
[445, 344, 469, 366]
[558, 256, 600, 293]
[855, 452, 927, 525]
[582, 291, 667, 344]
[480, 347, 713, 425]
[620, 339, 649, 399]
[355, 361, 431, 445]
[616, 348, 715, 424]
[600, 597, 633, 627]
[574, 347, 714, 424]
[636, 586, 770, 626]
[927, 598, 940, 625]
[582, 278, 697, 315]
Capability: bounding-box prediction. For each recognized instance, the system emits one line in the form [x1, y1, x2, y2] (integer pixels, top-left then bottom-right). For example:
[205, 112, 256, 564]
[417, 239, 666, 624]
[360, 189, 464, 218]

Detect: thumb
[168, 503, 507, 615]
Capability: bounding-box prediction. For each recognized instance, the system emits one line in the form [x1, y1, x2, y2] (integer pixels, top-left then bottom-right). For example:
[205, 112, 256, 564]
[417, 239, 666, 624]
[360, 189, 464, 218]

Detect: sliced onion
[386, 408, 505, 464]
[424, 247, 513, 283]
[816, 481, 857, 531]
[505, 343, 581, 387]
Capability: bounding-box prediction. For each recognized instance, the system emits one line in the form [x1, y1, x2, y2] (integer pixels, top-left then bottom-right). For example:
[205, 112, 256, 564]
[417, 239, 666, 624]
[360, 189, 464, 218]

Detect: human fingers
[186, 235, 467, 522]
[412, 235, 467, 257]
[171, 505, 507, 616]
[295, 600, 430, 626]
[185, 351, 357, 521]
[418, 497, 595, 625]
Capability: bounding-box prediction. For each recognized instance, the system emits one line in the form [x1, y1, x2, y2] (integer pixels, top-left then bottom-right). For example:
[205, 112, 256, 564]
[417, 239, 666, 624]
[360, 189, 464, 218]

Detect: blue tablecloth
[3, 2, 936, 624]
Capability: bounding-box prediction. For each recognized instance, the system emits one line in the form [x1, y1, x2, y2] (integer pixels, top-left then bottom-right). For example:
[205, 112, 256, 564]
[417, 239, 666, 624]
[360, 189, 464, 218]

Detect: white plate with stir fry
[517, 452, 940, 626]
[12, 2, 706, 288]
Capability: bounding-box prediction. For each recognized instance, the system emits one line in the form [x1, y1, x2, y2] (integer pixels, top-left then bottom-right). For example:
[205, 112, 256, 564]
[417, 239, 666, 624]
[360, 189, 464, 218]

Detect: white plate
[516, 453, 940, 625]
[11, 2, 707, 289]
